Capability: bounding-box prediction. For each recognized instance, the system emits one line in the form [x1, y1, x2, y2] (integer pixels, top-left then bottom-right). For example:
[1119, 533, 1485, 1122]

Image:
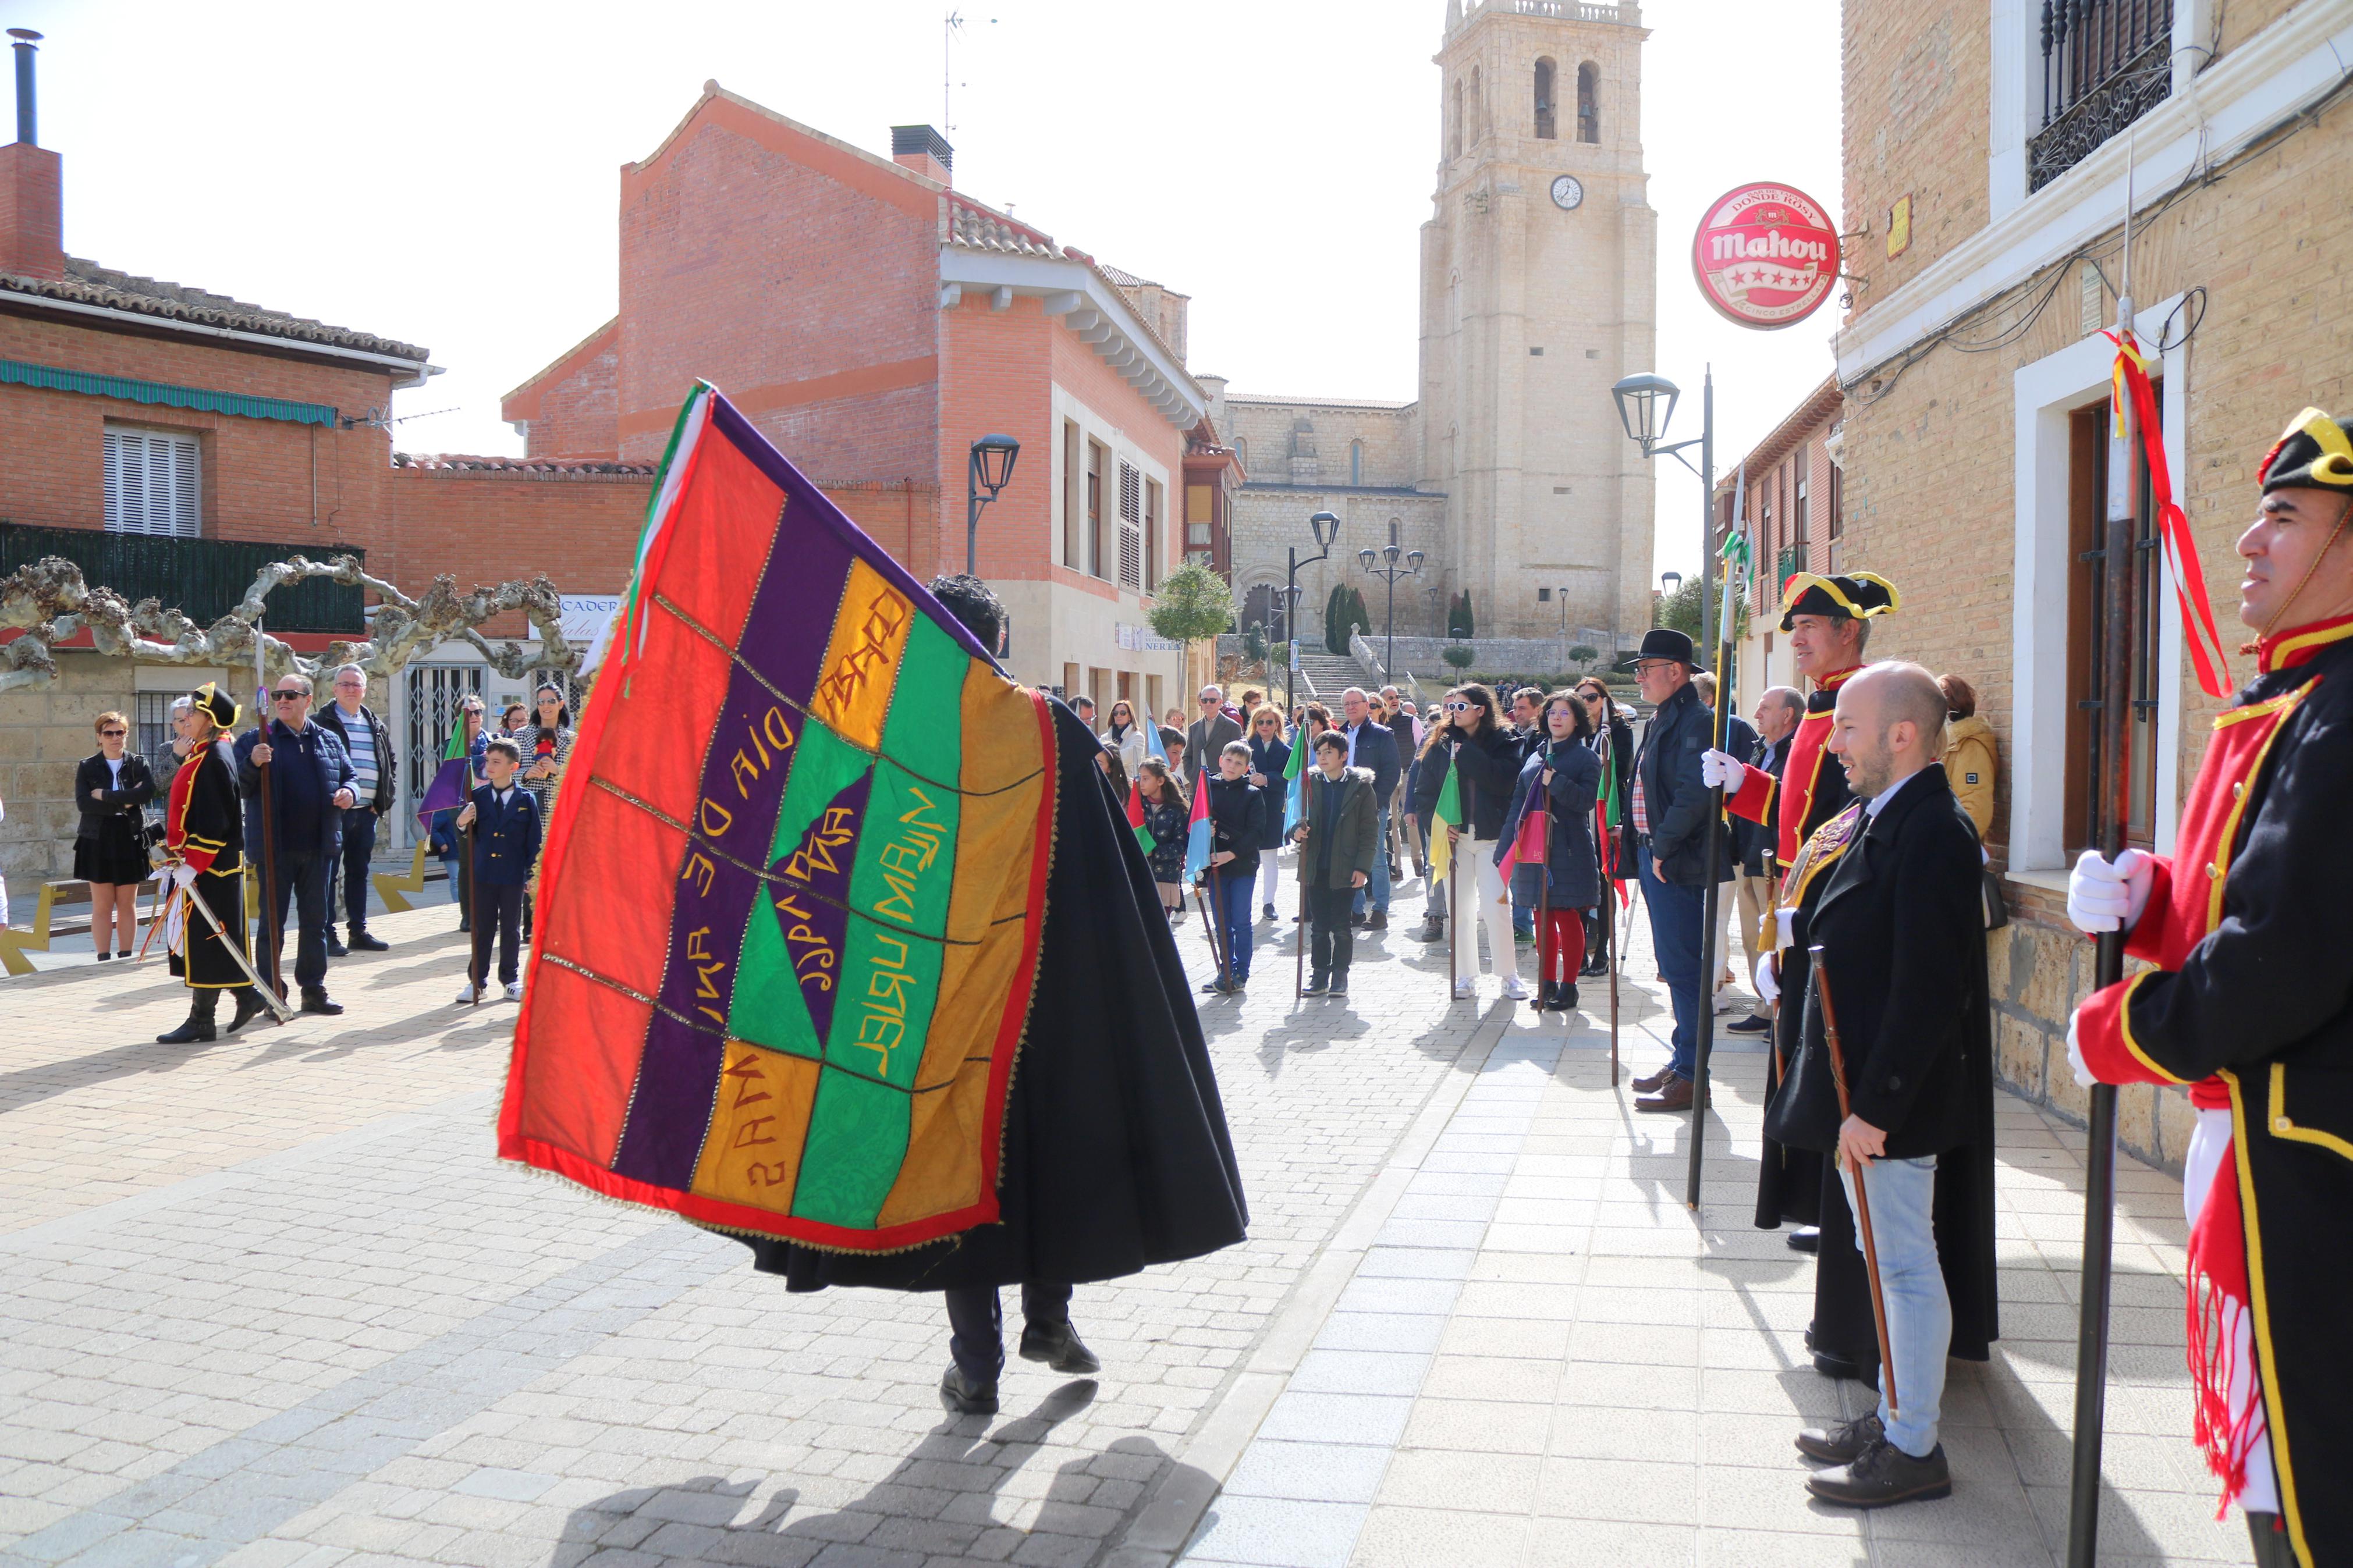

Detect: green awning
[0, 358, 339, 426]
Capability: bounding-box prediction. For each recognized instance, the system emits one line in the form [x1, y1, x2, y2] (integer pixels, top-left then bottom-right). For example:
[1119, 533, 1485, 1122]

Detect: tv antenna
[944, 11, 995, 134]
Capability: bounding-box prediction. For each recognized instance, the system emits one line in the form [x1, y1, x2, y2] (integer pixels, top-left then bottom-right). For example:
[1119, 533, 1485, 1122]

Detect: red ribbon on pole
[2106, 329, 2235, 700]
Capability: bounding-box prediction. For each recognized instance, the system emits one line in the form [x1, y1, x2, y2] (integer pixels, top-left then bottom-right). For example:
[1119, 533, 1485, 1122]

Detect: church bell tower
[1420, 0, 1656, 647]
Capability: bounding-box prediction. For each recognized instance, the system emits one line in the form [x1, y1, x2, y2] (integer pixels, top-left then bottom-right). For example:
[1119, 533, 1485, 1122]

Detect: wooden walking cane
[1293, 823, 1309, 1000]
[1202, 865, 1234, 990]
[1809, 943, 1898, 1420]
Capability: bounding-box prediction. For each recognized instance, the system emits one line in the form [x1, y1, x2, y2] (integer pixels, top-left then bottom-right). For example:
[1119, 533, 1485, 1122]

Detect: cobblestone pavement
[0, 858, 2233, 1568]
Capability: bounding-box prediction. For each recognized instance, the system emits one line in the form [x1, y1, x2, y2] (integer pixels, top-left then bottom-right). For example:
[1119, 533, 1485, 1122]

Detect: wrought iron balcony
[2030, 0, 2174, 193]
[0, 522, 366, 634]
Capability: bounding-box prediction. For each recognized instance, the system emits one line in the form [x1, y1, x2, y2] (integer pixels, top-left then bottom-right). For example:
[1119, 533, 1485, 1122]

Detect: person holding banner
[1412, 684, 1526, 1002]
[1495, 690, 1600, 1011]
[1290, 730, 1376, 997]
[2065, 408, 2353, 1568]
[156, 684, 271, 1043]
[1762, 662, 1995, 1510]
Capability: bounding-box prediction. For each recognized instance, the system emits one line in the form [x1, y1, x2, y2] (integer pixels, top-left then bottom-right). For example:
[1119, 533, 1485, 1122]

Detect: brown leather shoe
[1631, 1064, 1677, 1094]
[1635, 1076, 1694, 1113]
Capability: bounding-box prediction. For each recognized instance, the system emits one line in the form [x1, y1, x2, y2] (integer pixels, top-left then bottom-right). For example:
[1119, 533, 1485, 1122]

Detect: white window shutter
[1117, 461, 1142, 590]
[171, 434, 198, 535]
[102, 428, 199, 536]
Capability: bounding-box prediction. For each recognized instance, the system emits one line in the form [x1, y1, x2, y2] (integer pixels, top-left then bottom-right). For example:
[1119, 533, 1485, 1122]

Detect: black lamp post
[1612, 368, 1724, 1211]
[1357, 542, 1424, 678]
[966, 433, 1021, 575]
[1283, 509, 1341, 713]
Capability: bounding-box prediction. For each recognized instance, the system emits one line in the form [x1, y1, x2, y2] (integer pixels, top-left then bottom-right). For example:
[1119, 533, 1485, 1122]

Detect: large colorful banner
[498, 385, 1056, 1253]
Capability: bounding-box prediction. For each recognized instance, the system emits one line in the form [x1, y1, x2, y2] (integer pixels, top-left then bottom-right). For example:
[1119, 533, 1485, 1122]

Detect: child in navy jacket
[455, 737, 542, 1002]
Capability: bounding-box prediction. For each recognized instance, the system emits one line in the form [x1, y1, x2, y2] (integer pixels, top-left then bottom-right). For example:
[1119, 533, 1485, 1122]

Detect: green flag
[1427, 752, 1463, 884]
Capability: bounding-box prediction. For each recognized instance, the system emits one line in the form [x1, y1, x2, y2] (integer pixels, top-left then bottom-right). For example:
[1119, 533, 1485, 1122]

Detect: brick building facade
[1829, 0, 2353, 1168]
[503, 87, 1216, 715]
[1716, 375, 1844, 713]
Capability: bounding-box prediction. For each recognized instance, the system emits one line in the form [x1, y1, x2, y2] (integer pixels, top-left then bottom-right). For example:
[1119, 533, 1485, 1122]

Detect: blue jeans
[1838, 1156, 1949, 1458]
[1352, 808, 1392, 916]
[1211, 864, 1255, 981]
[1637, 847, 1702, 1080]
[1510, 861, 1542, 936]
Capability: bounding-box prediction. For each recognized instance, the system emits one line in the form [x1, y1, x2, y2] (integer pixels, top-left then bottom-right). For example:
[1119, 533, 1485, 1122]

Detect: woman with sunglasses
[517, 684, 574, 940]
[75, 711, 159, 961]
[1413, 684, 1531, 1000]
[1244, 705, 1292, 919]
[1576, 675, 1634, 976]
[1102, 699, 1147, 781]
[1495, 692, 1601, 1009]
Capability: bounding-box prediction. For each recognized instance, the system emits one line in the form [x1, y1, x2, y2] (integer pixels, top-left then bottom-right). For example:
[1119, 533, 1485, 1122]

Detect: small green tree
[1442, 643, 1476, 671]
[1244, 620, 1269, 667]
[1654, 575, 1749, 645]
[1568, 643, 1600, 667]
[1150, 560, 1237, 682]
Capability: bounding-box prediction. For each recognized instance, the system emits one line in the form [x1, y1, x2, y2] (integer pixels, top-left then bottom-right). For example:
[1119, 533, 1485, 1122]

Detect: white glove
[1754, 952, 1780, 1005]
[171, 862, 198, 893]
[1700, 749, 1749, 792]
[2066, 1012, 2098, 1088]
[1774, 907, 1796, 952]
[2067, 847, 2153, 934]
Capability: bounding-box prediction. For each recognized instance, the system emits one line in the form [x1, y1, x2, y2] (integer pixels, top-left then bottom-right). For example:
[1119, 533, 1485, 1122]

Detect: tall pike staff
[253, 617, 283, 998]
[2068, 137, 2141, 1568]
[1687, 367, 1726, 1211]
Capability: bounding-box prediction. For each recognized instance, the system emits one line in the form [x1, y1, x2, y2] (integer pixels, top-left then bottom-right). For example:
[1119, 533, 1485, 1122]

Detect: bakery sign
[1691, 182, 1840, 330]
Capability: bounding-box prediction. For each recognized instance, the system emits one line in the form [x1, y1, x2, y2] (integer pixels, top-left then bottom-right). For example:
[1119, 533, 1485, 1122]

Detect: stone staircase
[1289, 650, 1372, 703]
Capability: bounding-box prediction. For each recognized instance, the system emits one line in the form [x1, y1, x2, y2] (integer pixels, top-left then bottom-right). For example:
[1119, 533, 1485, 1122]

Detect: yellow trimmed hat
[190, 681, 239, 730]
[1777, 571, 1901, 632]
[2258, 407, 2353, 494]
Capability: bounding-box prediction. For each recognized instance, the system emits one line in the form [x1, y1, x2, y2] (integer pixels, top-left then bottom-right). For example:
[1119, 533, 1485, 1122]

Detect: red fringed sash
[2185, 1137, 2267, 1517]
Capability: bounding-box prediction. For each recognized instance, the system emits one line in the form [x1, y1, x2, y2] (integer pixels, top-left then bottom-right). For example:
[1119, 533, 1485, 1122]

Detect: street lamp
[1613, 365, 1724, 1210]
[966, 433, 1021, 575]
[1358, 541, 1424, 678]
[1283, 510, 1341, 713]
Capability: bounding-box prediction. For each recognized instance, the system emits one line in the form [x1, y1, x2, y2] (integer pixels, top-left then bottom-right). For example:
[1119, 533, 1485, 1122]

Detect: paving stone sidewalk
[0, 856, 2236, 1568]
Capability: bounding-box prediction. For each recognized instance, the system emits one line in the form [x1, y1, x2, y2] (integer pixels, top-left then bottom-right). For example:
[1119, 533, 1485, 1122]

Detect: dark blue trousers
[261, 851, 334, 993]
[944, 1282, 1073, 1383]
[337, 806, 378, 933]
[1638, 847, 1703, 1080]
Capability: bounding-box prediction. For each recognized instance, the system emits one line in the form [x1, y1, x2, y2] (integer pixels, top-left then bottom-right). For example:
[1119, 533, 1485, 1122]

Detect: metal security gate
[405, 665, 484, 822]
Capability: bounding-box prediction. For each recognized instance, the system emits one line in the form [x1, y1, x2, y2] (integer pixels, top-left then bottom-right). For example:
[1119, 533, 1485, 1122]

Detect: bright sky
[12, 0, 1839, 584]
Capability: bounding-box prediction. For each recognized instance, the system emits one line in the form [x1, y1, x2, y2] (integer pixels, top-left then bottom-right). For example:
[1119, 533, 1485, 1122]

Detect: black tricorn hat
[1778, 571, 1901, 632]
[190, 681, 239, 730]
[2258, 407, 2353, 495]
[1633, 628, 1702, 670]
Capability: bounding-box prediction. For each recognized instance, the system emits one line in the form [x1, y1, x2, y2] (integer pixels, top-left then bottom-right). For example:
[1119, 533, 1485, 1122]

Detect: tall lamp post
[1358, 543, 1425, 678]
[1283, 509, 1341, 713]
[1612, 369, 1723, 1211]
[966, 433, 1021, 575]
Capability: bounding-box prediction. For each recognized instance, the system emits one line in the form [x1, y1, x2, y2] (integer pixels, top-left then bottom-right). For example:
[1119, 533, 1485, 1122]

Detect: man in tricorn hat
[157, 683, 270, 1043]
[2067, 407, 2353, 1568]
[1698, 572, 2001, 1398]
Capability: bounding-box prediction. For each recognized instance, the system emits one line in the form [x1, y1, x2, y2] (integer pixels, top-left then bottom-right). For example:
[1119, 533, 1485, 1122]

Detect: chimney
[889, 124, 953, 187]
[1, 29, 63, 281]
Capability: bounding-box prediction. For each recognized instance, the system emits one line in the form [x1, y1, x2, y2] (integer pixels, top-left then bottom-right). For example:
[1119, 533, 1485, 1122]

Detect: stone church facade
[1216, 0, 1656, 653]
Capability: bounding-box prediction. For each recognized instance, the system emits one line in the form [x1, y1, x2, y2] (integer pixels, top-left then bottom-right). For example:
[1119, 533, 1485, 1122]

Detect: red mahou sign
[1691, 183, 1840, 330]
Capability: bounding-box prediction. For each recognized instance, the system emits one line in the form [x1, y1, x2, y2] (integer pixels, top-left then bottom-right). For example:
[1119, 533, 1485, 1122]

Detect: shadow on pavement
[545, 1384, 1208, 1567]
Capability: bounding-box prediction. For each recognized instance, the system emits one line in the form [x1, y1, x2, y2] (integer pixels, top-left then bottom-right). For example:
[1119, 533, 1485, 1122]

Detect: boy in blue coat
[455, 738, 541, 1002]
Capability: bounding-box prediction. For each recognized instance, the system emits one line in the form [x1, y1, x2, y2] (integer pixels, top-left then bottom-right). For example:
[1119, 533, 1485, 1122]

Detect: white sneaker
[503, 981, 524, 1002]
[455, 980, 480, 1004]
[1453, 980, 1477, 1000]
[1500, 976, 1532, 1001]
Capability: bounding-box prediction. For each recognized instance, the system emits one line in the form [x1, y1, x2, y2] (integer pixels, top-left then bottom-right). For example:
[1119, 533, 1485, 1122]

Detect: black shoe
[1560, 982, 1578, 1010]
[1580, 952, 1609, 977]
[1805, 1437, 1950, 1508]
[457, 920, 472, 934]
[1365, 910, 1387, 932]
[1726, 1013, 1773, 1034]
[1786, 1226, 1820, 1254]
[1796, 1411, 1884, 1465]
[347, 930, 389, 952]
[95, 952, 112, 962]
[1303, 975, 1329, 997]
[325, 934, 348, 958]
[1262, 902, 1276, 920]
[155, 1010, 217, 1044]
[1201, 978, 1227, 994]
[1349, 912, 1366, 927]
[1018, 1321, 1102, 1375]
[1413, 920, 1446, 943]
[1327, 973, 1348, 997]
[299, 988, 345, 1016]
[226, 989, 274, 1034]
[939, 1366, 999, 1415]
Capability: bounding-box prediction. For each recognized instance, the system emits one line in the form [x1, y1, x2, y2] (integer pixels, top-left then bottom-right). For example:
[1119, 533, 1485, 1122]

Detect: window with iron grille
[2030, 0, 2173, 193]
[103, 426, 200, 537]
[135, 691, 179, 783]
[1117, 461, 1143, 589]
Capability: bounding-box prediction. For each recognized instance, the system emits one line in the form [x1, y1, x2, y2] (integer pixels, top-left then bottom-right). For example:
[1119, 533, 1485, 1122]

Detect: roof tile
[0, 257, 430, 362]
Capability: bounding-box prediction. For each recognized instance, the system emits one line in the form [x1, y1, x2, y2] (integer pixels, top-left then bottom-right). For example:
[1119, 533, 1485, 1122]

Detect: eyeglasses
[99, 728, 127, 737]
[273, 692, 307, 702]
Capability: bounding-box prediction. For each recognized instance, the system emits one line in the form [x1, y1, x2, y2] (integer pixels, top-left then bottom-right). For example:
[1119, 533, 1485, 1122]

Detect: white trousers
[2184, 1109, 2278, 1516]
[1449, 840, 1520, 983]
[1256, 852, 1283, 910]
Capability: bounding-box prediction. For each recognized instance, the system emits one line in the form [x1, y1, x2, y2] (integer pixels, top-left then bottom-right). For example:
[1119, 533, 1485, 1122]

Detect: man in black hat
[1626, 628, 1726, 1112]
[157, 684, 271, 1042]
[2066, 407, 2353, 1567]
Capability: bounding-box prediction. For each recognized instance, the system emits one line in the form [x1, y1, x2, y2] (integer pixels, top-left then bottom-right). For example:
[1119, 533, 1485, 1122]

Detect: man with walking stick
[2065, 408, 2353, 1568]
[1759, 662, 1996, 1509]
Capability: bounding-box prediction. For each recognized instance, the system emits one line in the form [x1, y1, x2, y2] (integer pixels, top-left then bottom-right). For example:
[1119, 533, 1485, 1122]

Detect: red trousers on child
[1537, 907, 1587, 986]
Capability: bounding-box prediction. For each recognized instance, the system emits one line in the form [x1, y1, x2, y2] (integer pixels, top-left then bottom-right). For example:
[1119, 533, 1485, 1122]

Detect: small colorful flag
[413, 710, 473, 829]
[1496, 770, 1549, 880]
[1126, 781, 1156, 856]
[1184, 767, 1215, 880]
[1427, 749, 1463, 885]
[1282, 727, 1309, 834]
[1143, 720, 1169, 767]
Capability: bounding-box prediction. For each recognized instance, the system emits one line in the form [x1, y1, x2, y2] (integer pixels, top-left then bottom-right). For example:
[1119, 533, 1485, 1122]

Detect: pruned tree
[1148, 560, 1236, 686]
[0, 553, 584, 696]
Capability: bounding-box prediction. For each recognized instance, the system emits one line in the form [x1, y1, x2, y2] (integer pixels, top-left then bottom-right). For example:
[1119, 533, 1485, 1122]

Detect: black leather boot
[225, 987, 273, 1034]
[157, 990, 220, 1044]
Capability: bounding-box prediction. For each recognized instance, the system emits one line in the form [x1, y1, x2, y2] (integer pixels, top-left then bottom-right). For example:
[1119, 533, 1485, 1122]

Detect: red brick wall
[512, 325, 622, 460]
[0, 313, 402, 554]
[937, 298, 1053, 583]
[614, 97, 941, 481]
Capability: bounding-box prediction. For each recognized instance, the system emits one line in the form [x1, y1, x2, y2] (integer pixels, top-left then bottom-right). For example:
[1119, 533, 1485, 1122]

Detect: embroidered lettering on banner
[815, 595, 911, 716]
